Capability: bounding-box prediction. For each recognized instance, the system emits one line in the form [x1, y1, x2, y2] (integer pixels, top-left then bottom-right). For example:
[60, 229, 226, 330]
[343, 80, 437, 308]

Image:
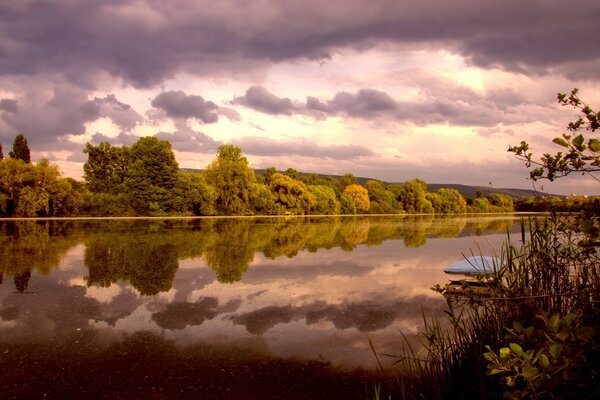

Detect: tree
[9, 134, 31, 163]
[364, 180, 398, 214]
[268, 172, 315, 214]
[263, 166, 277, 185]
[344, 184, 370, 213]
[398, 179, 430, 214]
[171, 171, 217, 216]
[248, 182, 276, 215]
[509, 89, 599, 244]
[308, 184, 341, 215]
[509, 88, 599, 182]
[83, 142, 130, 193]
[339, 173, 358, 189]
[206, 145, 255, 215]
[0, 142, 3, 160]
[125, 137, 179, 215]
[434, 188, 467, 214]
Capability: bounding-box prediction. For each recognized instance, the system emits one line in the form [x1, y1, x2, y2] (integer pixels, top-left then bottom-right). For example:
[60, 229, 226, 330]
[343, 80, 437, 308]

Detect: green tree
[339, 173, 358, 189]
[83, 142, 130, 193]
[434, 188, 467, 214]
[263, 166, 278, 185]
[248, 182, 277, 215]
[308, 184, 341, 215]
[206, 145, 255, 215]
[398, 179, 431, 214]
[509, 88, 599, 182]
[338, 192, 357, 214]
[125, 137, 179, 215]
[344, 184, 370, 213]
[364, 180, 398, 214]
[284, 167, 299, 180]
[171, 171, 217, 216]
[15, 186, 49, 216]
[9, 134, 31, 163]
[269, 172, 315, 214]
[487, 193, 514, 212]
[0, 158, 33, 213]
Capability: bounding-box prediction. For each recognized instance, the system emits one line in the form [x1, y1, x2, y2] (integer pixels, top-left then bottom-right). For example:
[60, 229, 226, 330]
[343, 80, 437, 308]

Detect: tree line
[0, 134, 515, 217]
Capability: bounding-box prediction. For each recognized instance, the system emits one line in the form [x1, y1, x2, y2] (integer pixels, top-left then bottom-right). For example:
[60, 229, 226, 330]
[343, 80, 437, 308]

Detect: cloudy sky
[0, 0, 599, 195]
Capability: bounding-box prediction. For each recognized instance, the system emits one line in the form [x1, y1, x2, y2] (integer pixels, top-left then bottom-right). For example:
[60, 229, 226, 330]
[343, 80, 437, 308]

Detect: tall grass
[373, 216, 600, 399]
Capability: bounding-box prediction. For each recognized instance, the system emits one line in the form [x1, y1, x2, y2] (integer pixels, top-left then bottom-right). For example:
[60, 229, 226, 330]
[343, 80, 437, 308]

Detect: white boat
[444, 256, 500, 275]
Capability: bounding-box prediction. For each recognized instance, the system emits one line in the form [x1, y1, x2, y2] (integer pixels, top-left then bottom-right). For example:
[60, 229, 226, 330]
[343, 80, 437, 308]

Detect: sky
[0, 0, 599, 195]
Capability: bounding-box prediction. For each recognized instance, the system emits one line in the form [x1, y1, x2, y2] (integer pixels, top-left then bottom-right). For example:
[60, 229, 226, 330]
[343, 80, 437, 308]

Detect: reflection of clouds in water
[229, 296, 445, 335]
[0, 217, 518, 369]
[94, 289, 145, 326]
[86, 283, 123, 303]
[151, 297, 218, 330]
[172, 267, 216, 302]
[230, 305, 296, 335]
[0, 281, 102, 342]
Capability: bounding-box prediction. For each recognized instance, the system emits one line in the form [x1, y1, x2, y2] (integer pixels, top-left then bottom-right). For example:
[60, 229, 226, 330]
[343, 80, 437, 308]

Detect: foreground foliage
[373, 217, 599, 399]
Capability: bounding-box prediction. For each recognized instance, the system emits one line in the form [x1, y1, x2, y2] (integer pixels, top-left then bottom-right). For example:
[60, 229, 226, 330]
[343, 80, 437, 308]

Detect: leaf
[488, 368, 505, 376]
[513, 321, 524, 332]
[484, 351, 498, 363]
[549, 343, 563, 359]
[509, 343, 525, 357]
[500, 347, 512, 360]
[522, 366, 539, 380]
[538, 354, 550, 368]
[553, 138, 569, 147]
[572, 134, 585, 151]
[548, 314, 560, 333]
[588, 138, 600, 152]
[524, 327, 534, 337]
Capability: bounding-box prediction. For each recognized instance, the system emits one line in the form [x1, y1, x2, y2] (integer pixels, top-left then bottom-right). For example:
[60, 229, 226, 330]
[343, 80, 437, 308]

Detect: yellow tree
[344, 184, 370, 213]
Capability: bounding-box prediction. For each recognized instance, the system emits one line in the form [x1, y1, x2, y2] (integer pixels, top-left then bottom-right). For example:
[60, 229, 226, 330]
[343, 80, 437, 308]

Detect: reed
[373, 216, 600, 399]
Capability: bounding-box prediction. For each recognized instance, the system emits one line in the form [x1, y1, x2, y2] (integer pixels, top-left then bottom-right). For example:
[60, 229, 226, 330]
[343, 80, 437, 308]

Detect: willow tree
[206, 145, 255, 215]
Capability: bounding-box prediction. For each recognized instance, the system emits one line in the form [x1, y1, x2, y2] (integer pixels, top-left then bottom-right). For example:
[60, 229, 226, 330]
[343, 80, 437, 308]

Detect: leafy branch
[508, 88, 600, 183]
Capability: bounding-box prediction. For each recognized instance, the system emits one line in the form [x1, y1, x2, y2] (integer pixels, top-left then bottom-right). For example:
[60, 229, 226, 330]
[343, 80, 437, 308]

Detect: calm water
[0, 215, 522, 399]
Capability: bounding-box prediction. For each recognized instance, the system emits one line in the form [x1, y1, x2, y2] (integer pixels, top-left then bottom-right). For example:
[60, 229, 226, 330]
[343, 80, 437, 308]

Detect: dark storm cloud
[0, 98, 18, 113]
[1, 0, 598, 90]
[232, 86, 298, 116]
[154, 120, 222, 152]
[0, 83, 100, 148]
[308, 89, 397, 117]
[232, 136, 374, 159]
[305, 88, 540, 127]
[93, 94, 144, 131]
[89, 131, 140, 146]
[151, 91, 219, 123]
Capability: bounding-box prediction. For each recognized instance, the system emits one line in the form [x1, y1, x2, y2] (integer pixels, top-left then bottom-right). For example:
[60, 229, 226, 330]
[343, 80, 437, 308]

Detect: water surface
[0, 215, 521, 399]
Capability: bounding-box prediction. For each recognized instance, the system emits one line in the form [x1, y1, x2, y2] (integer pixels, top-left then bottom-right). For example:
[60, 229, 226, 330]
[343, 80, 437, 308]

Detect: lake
[0, 215, 523, 399]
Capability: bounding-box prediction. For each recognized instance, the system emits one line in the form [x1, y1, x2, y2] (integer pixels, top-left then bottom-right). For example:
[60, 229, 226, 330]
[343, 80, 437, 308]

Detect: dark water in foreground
[0, 215, 522, 399]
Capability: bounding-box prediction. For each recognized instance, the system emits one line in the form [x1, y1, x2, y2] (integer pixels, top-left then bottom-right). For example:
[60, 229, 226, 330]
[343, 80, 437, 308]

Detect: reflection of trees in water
[84, 226, 191, 295]
[13, 270, 31, 292]
[0, 220, 80, 276]
[204, 220, 272, 283]
[1, 216, 520, 289]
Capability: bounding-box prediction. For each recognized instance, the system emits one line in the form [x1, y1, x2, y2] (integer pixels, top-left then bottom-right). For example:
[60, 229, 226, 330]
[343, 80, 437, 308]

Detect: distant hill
[181, 168, 554, 199]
